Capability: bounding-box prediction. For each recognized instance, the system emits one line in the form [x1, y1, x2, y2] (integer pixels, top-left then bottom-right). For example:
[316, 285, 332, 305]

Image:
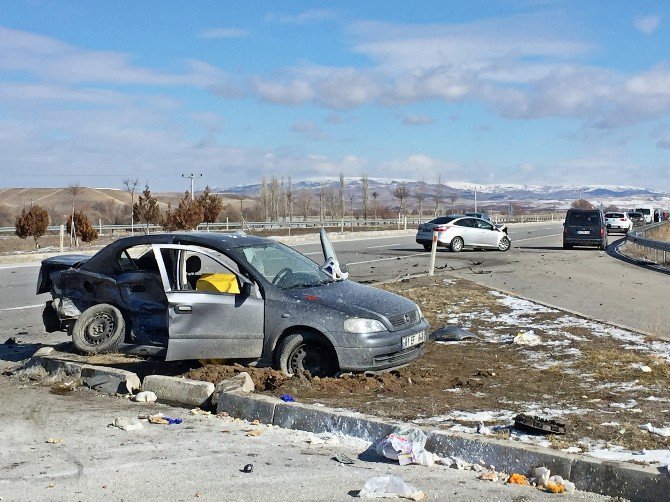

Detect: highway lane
[1, 222, 667, 343]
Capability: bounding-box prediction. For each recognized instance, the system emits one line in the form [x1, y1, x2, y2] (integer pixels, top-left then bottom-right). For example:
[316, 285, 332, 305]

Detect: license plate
[402, 331, 426, 349]
[576, 230, 590, 234]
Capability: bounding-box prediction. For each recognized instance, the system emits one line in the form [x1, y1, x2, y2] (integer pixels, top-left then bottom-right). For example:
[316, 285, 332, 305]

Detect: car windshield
[567, 211, 600, 225]
[234, 242, 332, 289]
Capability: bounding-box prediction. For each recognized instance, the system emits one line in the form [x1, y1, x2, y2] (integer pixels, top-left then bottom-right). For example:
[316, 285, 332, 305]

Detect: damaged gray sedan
[37, 231, 429, 376]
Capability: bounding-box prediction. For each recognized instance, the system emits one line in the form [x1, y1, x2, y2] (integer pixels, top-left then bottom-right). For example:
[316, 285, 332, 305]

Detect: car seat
[185, 255, 201, 290]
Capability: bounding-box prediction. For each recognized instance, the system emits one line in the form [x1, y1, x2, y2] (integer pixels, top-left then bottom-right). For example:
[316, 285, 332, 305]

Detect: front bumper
[333, 318, 430, 372]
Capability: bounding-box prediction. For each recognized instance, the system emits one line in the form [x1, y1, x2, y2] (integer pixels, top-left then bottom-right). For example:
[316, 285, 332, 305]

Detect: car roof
[81, 232, 272, 275]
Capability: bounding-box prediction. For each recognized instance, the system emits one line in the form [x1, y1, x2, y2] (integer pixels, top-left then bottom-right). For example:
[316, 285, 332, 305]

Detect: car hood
[282, 279, 418, 322]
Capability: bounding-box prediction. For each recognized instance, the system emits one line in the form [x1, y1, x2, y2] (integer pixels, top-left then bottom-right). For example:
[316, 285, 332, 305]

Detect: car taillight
[620, 218, 626, 221]
[600, 228, 604, 237]
[434, 225, 450, 232]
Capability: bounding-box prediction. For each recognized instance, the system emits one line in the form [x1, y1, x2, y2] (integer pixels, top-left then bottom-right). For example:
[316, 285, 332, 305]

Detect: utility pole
[182, 173, 202, 200]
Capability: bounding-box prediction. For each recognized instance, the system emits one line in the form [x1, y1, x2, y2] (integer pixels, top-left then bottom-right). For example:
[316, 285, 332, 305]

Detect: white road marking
[348, 252, 425, 266]
[513, 233, 563, 242]
[366, 243, 397, 249]
[303, 251, 322, 256]
[0, 263, 41, 270]
[0, 303, 43, 311]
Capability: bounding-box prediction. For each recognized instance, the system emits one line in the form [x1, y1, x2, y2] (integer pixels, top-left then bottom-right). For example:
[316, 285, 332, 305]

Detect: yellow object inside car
[195, 273, 240, 294]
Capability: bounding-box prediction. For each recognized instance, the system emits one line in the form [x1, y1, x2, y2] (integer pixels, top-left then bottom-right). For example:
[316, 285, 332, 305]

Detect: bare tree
[317, 182, 327, 222]
[414, 180, 427, 221]
[269, 177, 280, 221]
[297, 188, 313, 221]
[67, 183, 82, 245]
[433, 175, 445, 216]
[122, 177, 139, 235]
[348, 192, 356, 219]
[392, 183, 410, 215]
[448, 191, 459, 212]
[338, 173, 345, 220]
[326, 188, 336, 221]
[286, 176, 294, 223]
[372, 191, 379, 221]
[259, 177, 269, 221]
[361, 174, 369, 221]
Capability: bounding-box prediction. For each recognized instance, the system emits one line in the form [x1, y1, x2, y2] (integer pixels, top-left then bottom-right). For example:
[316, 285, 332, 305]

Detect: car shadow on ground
[0, 342, 43, 363]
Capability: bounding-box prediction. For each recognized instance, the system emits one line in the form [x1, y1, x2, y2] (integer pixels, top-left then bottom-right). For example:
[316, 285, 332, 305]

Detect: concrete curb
[142, 374, 214, 408]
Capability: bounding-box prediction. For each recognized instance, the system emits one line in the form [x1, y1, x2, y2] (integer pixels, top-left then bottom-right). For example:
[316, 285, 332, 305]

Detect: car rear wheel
[450, 236, 464, 252]
[563, 243, 572, 249]
[599, 239, 608, 251]
[71, 303, 125, 355]
[497, 236, 511, 252]
[277, 332, 338, 377]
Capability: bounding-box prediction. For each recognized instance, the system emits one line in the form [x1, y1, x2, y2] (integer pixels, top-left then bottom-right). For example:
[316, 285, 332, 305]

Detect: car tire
[563, 243, 572, 249]
[450, 237, 464, 252]
[422, 243, 432, 251]
[277, 332, 338, 377]
[599, 239, 608, 251]
[497, 236, 511, 252]
[71, 304, 126, 355]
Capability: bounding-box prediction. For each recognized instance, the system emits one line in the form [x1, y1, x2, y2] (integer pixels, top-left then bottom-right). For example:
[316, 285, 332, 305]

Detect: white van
[634, 205, 655, 224]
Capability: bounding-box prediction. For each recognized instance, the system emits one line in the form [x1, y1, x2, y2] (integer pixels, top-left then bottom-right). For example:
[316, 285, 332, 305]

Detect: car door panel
[152, 244, 265, 361]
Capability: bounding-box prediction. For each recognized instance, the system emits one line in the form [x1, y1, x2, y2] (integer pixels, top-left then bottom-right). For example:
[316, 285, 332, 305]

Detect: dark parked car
[628, 212, 645, 225]
[37, 231, 429, 377]
[563, 209, 607, 250]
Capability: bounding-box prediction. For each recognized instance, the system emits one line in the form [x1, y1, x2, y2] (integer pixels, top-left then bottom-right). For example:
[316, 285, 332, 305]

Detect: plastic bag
[375, 427, 434, 467]
[359, 475, 425, 500]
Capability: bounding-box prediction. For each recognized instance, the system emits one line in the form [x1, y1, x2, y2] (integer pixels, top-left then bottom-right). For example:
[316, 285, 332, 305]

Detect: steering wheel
[272, 267, 293, 286]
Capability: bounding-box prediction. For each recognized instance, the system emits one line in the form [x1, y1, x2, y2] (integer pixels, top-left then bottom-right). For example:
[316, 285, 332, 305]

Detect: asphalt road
[1, 222, 668, 342]
[0, 376, 608, 502]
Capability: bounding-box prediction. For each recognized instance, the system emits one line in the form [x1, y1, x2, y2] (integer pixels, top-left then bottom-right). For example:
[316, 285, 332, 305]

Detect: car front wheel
[71, 303, 126, 355]
[450, 236, 464, 252]
[497, 236, 511, 252]
[277, 332, 338, 377]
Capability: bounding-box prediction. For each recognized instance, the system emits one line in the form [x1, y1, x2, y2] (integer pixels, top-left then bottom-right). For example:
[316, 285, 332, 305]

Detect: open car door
[152, 244, 264, 361]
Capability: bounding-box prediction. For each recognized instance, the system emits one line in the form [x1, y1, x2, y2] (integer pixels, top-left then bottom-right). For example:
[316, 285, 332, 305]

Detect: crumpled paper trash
[375, 427, 434, 467]
[359, 475, 425, 500]
[513, 331, 541, 346]
[132, 391, 157, 403]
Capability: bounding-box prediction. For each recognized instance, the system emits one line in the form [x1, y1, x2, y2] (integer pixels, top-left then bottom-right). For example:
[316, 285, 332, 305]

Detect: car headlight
[416, 306, 424, 320]
[344, 318, 387, 333]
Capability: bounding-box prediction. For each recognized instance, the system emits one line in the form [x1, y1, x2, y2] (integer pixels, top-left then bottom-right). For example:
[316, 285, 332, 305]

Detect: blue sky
[1, 1, 670, 191]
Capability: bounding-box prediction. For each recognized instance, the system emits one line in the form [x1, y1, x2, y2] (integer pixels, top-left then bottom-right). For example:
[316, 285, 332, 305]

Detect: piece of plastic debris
[242, 463, 254, 473]
[545, 475, 575, 494]
[190, 408, 212, 416]
[46, 437, 64, 444]
[111, 417, 143, 431]
[479, 471, 499, 482]
[430, 326, 481, 342]
[359, 475, 425, 500]
[132, 391, 157, 403]
[532, 466, 550, 487]
[513, 331, 541, 346]
[507, 473, 529, 486]
[148, 413, 182, 425]
[279, 394, 295, 402]
[245, 429, 263, 437]
[476, 422, 491, 435]
[639, 423, 670, 437]
[639, 365, 652, 373]
[514, 414, 566, 435]
[332, 453, 355, 465]
[376, 427, 434, 467]
[546, 481, 565, 493]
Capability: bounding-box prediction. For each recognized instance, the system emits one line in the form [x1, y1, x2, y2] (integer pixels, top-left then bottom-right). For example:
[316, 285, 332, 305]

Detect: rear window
[566, 211, 601, 225]
[636, 208, 651, 215]
[429, 217, 457, 224]
[605, 213, 624, 218]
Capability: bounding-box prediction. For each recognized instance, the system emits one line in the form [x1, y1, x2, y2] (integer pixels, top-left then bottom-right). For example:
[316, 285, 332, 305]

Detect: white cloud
[199, 28, 248, 39]
[634, 15, 661, 35]
[265, 9, 337, 25]
[291, 121, 329, 141]
[401, 114, 435, 126]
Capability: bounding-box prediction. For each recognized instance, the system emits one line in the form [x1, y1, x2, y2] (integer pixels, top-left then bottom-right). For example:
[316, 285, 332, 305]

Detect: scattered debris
[45, 437, 64, 444]
[148, 413, 182, 425]
[507, 473, 529, 485]
[190, 408, 212, 416]
[212, 372, 255, 405]
[332, 453, 355, 465]
[545, 476, 575, 494]
[110, 417, 143, 431]
[242, 463, 254, 473]
[279, 394, 295, 402]
[430, 326, 481, 342]
[478, 471, 499, 482]
[514, 414, 566, 435]
[512, 331, 542, 346]
[639, 423, 670, 437]
[244, 429, 263, 437]
[531, 466, 550, 487]
[376, 427, 434, 467]
[132, 391, 157, 403]
[359, 475, 425, 500]
[476, 422, 492, 435]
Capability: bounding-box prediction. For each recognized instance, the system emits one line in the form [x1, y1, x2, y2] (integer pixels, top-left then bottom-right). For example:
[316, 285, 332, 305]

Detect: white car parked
[604, 212, 633, 233]
[416, 215, 511, 252]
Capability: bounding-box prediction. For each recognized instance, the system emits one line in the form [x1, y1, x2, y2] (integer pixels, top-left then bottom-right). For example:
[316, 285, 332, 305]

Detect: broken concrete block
[216, 391, 280, 423]
[32, 347, 55, 357]
[142, 375, 214, 408]
[81, 365, 141, 395]
[211, 372, 254, 406]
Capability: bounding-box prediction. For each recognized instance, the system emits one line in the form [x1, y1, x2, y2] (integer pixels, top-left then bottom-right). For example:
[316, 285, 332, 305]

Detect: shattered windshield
[235, 242, 332, 289]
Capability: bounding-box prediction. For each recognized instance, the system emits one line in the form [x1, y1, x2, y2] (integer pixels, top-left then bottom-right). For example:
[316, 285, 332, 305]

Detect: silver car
[416, 215, 511, 252]
[37, 230, 429, 377]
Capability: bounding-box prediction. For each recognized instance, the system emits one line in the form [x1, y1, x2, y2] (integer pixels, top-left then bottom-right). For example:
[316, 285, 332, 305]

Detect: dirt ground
[184, 275, 670, 458]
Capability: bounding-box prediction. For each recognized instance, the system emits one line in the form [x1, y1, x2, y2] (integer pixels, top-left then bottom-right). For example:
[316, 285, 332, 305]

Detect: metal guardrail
[625, 221, 670, 263]
[0, 213, 561, 235]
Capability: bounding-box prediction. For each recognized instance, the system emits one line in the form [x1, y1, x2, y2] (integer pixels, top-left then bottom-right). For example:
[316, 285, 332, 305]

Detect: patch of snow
[640, 423, 670, 437]
[586, 447, 670, 467]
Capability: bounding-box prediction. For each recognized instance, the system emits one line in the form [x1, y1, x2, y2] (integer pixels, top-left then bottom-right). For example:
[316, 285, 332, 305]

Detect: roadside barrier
[625, 221, 670, 264]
